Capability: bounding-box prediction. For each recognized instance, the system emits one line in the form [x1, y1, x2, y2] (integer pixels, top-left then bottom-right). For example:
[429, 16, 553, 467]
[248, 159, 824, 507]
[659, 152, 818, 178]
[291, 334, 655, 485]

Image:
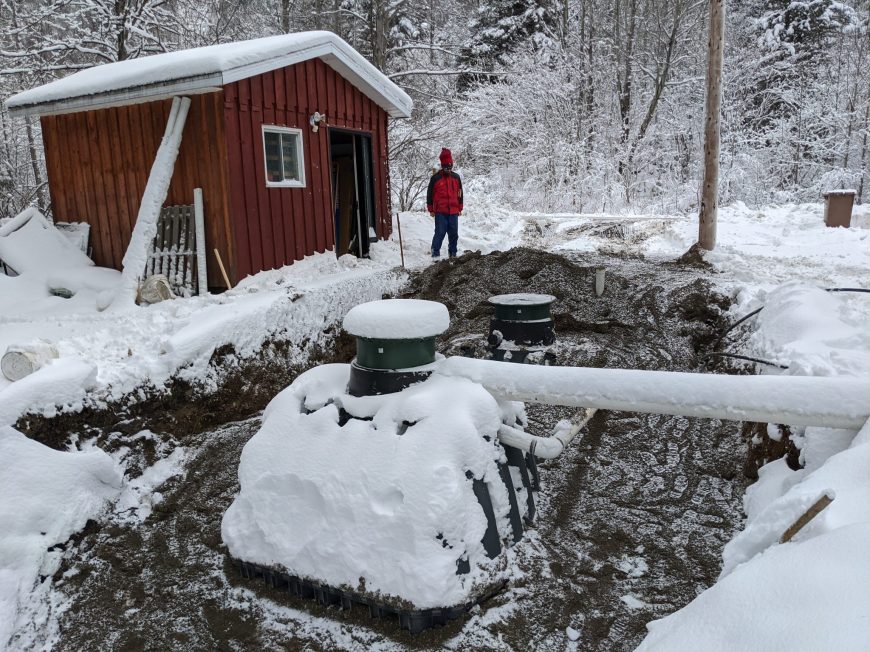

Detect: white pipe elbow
[497, 408, 597, 460]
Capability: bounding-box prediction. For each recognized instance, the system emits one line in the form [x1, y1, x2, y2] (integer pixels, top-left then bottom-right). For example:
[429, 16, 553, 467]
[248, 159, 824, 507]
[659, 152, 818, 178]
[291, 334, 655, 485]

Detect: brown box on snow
[823, 189, 855, 228]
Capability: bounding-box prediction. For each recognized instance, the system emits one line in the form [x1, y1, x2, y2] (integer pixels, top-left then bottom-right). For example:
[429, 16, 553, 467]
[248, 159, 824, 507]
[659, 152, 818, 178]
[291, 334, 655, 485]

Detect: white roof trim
[5, 31, 412, 119]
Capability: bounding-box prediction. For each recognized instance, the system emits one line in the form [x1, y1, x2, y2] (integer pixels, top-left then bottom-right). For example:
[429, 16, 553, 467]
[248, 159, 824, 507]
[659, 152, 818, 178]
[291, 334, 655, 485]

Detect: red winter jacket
[426, 170, 463, 215]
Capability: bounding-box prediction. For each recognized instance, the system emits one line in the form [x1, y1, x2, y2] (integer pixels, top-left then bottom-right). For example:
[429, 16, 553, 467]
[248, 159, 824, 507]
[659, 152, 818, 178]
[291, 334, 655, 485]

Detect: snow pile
[0, 426, 122, 649]
[744, 283, 870, 377]
[637, 523, 870, 651]
[222, 364, 512, 609]
[0, 208, 93, 274]
[343, 298, 449, 339]
[0, 208, 120, 317]
[638, 423, 870, 651]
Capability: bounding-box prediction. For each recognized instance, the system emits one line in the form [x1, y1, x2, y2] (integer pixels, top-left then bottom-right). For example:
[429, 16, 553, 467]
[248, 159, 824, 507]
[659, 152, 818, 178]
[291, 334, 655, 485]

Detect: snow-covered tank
[221, 299, 537, 632]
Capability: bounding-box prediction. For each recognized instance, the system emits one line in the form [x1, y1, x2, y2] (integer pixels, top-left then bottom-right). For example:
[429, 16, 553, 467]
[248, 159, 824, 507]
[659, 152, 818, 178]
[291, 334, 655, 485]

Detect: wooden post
[396, 212, 405, 268]
[214, 248, 232, 290]
[698, 0, 725, 251]
[780, 493, 834, 543]
[194, 188, 208, 295]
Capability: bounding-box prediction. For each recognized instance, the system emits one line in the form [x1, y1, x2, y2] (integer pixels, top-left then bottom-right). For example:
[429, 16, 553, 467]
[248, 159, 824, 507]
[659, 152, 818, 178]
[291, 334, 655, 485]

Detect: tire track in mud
[487, 407, 744, 651]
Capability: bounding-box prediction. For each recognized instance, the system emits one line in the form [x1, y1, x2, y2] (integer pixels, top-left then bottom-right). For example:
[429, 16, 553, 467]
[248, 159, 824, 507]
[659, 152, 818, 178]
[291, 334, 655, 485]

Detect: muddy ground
[19, 248, 750, 651]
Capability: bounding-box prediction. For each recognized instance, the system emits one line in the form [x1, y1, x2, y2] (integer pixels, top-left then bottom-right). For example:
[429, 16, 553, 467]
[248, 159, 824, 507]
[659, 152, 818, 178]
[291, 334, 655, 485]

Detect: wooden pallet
[145, 203, 200, 296]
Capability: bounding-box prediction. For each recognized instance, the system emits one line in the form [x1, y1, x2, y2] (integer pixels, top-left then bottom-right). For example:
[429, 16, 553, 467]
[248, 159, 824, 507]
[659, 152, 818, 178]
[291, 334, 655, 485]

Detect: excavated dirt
[32, 248, 750, 652]
[15, 329, 357, 463]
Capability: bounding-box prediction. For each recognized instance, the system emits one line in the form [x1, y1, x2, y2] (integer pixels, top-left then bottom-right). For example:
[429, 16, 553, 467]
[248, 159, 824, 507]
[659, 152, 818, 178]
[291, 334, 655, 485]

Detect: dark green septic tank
[355, 336, 436, 370]
[487, 293, 556, 348]
[489, 294, 555, 322]
[342, 299, 450, 396]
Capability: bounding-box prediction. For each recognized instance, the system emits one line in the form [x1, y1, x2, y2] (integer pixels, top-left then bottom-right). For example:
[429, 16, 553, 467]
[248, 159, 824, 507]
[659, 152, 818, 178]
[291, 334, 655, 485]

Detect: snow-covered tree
[458, 0, 559, 88]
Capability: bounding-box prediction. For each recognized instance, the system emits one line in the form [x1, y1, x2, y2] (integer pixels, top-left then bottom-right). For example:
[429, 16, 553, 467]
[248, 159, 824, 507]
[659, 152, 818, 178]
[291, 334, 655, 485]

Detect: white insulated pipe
[436, 357, 870, 430]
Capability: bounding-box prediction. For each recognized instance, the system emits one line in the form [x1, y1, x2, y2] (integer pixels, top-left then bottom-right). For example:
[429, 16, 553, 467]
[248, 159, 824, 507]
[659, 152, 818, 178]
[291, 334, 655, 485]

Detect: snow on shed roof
[5, 31, 412, 119]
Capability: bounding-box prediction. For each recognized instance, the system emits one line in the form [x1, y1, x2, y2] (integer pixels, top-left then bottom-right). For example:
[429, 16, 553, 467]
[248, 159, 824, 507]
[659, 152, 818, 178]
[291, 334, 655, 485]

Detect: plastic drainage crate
[233, 559, 500, 634]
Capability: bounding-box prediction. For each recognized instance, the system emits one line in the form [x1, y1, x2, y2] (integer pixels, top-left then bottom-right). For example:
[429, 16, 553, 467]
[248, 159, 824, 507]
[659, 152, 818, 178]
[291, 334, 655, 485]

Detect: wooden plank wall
[223, 58, 392, 281]
[41, 92, 232, 288]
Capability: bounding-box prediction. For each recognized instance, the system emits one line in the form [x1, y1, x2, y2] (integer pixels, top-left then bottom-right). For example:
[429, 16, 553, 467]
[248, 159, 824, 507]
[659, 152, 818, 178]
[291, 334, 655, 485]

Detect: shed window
[263, 126, 305, 187]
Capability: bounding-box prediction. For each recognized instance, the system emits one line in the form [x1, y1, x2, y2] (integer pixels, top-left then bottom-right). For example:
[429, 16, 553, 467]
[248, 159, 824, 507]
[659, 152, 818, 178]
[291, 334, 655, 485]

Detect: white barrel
[2, 342, 59, 381]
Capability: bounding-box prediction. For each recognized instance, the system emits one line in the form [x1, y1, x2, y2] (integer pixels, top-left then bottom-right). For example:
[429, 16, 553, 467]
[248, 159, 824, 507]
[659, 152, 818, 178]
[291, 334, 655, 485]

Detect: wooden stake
[396, 212, 405, 269]
[214, 248, 232, 289]
[780, 493, 834, 544]
[193, 188, 207, 295]
[698, 0, 725, 251]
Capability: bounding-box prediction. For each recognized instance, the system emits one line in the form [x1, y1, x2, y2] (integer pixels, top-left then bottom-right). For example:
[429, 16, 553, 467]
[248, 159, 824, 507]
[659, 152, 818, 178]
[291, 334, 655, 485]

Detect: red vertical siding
[40, 92, 233, 287]
[222, 57, 393, 280]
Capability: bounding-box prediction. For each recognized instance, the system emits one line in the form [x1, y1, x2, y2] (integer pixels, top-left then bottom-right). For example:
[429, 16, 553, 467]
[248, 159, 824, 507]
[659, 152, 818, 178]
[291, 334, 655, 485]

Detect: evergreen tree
[458, 0, 558, 88]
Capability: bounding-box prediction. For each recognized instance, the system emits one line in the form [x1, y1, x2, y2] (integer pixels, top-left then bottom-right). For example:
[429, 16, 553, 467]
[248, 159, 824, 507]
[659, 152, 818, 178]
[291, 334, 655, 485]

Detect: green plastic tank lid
[343, 299, 449, 370]
[488, 293, 556, 322]
[343, 299, 450, 340]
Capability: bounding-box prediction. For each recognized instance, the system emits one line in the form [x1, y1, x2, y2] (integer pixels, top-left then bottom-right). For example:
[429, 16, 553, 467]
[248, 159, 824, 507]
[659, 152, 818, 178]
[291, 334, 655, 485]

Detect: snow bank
[722, 433, 870, 574]
[0, 208, 120, 318]
[746, 283, 870, 377]
[637, 523, 870, 652]
[0, 426, 122, 649]
[0, 359, 97, 426]
[639, 427, 870, 652]
[342, 299, 449, 339]
[222, 364, 511, 609]
[1, 247, 405, 423]
[0, 208, 92, 274]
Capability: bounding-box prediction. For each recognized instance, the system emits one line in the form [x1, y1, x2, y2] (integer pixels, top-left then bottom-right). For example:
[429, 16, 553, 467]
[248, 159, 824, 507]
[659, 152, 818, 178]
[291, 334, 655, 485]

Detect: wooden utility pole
[698, 0, 725, 250]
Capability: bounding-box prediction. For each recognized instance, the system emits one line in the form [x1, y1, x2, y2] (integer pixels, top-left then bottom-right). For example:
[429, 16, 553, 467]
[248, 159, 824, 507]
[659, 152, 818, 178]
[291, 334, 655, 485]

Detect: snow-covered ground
[1, 201, 868, 650]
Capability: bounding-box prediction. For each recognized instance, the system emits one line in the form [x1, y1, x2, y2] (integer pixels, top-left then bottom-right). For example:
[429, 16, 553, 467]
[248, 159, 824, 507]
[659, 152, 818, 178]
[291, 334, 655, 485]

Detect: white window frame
[262, 125, 305, 188]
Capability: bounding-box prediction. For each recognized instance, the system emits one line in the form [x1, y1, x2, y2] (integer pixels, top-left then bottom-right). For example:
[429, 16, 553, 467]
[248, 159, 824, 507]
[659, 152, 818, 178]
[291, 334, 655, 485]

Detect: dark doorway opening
[329, 129, 376, 258]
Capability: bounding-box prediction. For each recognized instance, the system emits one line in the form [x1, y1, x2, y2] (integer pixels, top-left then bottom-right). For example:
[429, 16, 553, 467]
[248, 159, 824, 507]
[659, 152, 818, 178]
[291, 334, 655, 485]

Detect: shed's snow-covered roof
[5, 31, 412, 119]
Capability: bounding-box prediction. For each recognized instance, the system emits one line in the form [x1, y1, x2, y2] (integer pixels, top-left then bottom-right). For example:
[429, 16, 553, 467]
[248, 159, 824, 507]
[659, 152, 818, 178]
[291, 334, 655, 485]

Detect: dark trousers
[431, 213, 459, 256]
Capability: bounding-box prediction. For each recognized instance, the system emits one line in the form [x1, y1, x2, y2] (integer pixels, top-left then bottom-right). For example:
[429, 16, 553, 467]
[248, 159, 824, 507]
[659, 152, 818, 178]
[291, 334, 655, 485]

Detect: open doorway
[329, 129, 376, 258]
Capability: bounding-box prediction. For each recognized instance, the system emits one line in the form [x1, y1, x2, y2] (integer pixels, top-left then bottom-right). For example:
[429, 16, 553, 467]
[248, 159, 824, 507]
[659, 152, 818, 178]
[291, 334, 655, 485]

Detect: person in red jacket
[426, 148, 464, 259]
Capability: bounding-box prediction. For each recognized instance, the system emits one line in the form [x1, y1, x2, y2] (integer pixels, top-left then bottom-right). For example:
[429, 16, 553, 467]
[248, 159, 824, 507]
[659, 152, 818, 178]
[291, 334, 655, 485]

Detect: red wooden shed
[5, 32, 412, 289]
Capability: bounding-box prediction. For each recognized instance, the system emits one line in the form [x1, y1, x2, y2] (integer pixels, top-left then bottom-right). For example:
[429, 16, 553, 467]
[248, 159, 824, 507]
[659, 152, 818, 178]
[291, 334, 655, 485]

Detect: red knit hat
[439, 148, 453, 167]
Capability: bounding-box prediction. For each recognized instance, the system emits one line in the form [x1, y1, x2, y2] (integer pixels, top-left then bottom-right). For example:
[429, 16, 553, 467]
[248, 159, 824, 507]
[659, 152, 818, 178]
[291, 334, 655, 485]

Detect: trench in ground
[16, 248, 749, 651]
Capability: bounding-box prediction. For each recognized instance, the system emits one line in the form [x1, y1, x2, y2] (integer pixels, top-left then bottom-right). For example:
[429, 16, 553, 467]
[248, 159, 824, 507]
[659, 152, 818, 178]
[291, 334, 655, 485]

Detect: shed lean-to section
[7, 32, 410, 289]
[40, 94, 232, 287]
